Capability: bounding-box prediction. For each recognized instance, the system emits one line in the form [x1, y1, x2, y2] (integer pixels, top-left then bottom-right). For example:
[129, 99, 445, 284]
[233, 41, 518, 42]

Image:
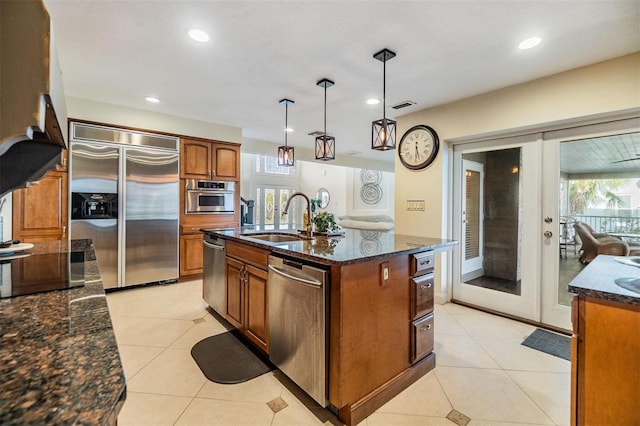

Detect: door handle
[544, 230, 553, 238]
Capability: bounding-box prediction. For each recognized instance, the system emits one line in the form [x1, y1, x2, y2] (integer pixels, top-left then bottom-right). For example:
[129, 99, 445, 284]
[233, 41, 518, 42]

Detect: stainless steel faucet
[283, 192, 312, 236]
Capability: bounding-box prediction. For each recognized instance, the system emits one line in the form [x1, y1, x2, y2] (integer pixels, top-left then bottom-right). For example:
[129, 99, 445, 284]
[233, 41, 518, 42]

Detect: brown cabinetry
[571, 295, 640, 426]
[178, 137, 240, 279]
[225, 241, 270, 353]
[409, 251, 435, 364]
[12, 170, 68, 242]
[180, 137, 239, 181]
[179, 234, 205, 276]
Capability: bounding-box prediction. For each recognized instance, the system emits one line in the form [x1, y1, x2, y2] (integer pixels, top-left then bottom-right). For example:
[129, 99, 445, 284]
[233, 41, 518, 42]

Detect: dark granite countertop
[568, 255, 640, 306]
[0, 239, 126, 425]
[202, 226, 458, 266]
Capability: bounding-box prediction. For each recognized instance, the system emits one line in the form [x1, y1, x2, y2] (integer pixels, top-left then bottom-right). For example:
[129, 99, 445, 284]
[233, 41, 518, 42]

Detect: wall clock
[398, 125, 440, 170]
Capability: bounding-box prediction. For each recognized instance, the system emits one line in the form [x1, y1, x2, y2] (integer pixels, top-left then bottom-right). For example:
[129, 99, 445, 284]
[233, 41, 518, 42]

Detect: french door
[452, 134, 544, 323]
[255, 185, 296, 229]
[452, 116, 640, 331]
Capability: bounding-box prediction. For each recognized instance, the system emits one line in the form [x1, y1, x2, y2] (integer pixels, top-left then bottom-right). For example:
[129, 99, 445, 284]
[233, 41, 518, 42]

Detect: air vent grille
[391, 100, 416, 110]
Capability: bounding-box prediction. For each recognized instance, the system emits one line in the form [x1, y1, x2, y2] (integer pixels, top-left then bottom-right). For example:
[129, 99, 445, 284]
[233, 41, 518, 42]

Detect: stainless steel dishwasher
[268, 255, 328, 406]
[203, 233, 227, 316]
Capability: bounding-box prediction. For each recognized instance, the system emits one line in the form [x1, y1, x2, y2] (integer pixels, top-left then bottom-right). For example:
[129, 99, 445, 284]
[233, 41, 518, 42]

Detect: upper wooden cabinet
[12, 170, 68, 242]
[180, 137, 240, 181]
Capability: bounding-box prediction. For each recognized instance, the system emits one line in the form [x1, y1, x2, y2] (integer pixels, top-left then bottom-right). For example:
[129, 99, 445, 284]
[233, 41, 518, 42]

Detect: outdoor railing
[572, 215, 640, 235]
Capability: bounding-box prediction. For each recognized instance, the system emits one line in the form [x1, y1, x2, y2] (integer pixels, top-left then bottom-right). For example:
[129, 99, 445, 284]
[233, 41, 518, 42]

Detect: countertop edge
[202, 228, 458, 266]
[568, 255, 640, 306]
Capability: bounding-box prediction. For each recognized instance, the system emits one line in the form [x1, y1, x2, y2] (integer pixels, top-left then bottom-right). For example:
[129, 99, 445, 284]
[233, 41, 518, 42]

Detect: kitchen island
[202, 227, 457, 425]
[0, 239, 126, 425]
[567, 255, 640, 426]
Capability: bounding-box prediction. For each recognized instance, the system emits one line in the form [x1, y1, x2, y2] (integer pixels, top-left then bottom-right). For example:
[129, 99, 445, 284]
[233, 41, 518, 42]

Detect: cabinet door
[12, 171, 68, 242]
[244, 264, 269, 353]
[212, 144, 239, 181]
[179, 234, 204, 276]
[180, 139, 212, 179]
[225, 256, 244, 329]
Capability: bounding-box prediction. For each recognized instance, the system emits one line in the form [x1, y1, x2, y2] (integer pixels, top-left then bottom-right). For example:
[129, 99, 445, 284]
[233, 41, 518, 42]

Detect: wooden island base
[337, 354, 436, 426]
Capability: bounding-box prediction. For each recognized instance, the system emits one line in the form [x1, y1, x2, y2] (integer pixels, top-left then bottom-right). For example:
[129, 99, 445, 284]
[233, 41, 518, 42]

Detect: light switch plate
[406, 200, 425, 211]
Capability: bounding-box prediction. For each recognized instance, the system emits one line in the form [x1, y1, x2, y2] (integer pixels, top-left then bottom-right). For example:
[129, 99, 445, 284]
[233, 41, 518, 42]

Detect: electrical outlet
[380, 262, 390, 287]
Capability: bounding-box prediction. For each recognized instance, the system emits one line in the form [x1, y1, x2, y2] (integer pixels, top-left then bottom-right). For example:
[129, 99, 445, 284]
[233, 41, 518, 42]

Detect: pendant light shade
[278, 99, 295, 167]
[371, 48, 396, 151]
[315, 78, 335, 161]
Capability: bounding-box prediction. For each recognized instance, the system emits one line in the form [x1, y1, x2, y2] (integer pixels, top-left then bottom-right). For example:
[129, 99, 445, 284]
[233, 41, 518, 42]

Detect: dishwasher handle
[268, 264, 322, 288]
[203, 240, 225, 250]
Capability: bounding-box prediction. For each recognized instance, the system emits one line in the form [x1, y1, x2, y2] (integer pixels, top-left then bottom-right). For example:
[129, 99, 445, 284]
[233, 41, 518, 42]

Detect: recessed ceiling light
[518, 36, 541, 50]
[367, 98, 380, 105]
[145, 96, 160, 103]
[188, 29, 209, 42]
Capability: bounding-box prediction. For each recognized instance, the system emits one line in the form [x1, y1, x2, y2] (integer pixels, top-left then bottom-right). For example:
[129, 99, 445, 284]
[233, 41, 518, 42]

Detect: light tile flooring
[107, 280, 570, 426]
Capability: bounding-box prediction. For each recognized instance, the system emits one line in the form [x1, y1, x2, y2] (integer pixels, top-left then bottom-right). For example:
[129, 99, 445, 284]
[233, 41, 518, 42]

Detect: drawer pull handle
[419, 324, 432, 332]
[420, 283, 432, 289]
[420, 260, 431, 266]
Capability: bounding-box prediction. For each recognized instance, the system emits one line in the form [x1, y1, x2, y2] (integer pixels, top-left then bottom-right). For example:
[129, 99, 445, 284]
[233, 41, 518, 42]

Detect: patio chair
[560, 217, 578, 258]
[573, 222, 630, 264]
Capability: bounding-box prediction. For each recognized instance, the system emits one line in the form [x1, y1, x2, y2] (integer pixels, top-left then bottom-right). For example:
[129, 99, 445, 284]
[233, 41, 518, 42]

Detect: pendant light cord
[284, 103, 288, 147]
[323, 85, 327, 136]
[382, 58, 386, 121]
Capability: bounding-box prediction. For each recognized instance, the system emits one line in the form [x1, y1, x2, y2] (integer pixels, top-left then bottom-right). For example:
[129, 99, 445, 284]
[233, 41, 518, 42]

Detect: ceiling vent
[391, 100, 416, 110]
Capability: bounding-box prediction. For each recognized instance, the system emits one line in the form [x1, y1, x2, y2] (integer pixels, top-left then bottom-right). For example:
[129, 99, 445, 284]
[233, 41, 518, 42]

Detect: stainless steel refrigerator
[69, 123, 179, 289]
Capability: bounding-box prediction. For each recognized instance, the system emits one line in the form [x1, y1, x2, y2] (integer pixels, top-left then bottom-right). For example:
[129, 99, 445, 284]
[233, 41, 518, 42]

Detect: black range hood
[0, 95, 65, 197]
[0, 0, 67, 197]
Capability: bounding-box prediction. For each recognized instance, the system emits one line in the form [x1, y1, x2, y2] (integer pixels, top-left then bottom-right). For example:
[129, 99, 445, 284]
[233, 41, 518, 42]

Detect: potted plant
[312, 211, 340, 233]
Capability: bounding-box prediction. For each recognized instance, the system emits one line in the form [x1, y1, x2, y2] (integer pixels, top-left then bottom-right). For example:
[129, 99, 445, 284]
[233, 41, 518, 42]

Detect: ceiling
[561, 132, 640, 175]
[43, 0, 640, 165]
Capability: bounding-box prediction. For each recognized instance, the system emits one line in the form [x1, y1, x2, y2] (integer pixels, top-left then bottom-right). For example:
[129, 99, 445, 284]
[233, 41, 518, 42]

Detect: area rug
[191, 331, 273, 384]
[521, 328, 571, 361]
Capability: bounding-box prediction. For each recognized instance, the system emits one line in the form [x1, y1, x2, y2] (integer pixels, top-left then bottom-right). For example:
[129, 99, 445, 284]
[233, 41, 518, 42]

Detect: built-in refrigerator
[69, 122, 179, 289]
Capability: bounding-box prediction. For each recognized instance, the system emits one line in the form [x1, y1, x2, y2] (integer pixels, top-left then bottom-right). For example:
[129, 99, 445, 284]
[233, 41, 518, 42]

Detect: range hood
[0, 0, 67, 197]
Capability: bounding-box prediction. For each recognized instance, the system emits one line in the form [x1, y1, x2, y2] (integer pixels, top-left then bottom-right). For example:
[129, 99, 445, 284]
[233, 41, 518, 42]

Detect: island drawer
[226, 241, 270, 269]
[411, 251, 434, 276]
[410, 313, 434, 363]
[411, 273, 434, 320]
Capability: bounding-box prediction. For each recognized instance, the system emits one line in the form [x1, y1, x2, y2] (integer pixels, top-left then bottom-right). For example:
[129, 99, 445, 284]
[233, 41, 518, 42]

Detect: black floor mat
[191, 330, 274, 384]
[521, 328, 571, 361]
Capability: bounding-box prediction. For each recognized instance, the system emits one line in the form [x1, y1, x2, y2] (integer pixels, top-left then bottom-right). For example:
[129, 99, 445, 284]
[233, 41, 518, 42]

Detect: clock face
[398, 125, 439, 170]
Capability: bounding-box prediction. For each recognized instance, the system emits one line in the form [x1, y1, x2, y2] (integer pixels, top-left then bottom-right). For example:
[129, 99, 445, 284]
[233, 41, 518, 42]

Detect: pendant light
[278, 99, 295, 167]
[371, 48, 396, 151]
[315, 78, 335, 161]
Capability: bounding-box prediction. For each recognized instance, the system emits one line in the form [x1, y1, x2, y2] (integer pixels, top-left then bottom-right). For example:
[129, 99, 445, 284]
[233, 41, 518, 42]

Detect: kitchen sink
[241, 233, 309, 243]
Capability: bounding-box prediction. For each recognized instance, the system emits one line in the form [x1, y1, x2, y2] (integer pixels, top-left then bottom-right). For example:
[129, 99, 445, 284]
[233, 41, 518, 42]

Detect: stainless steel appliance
[69, 123, 179, 289]
[268, 255, 328, 406]
[185, 179, 235, 214]
[203, 233, 227, 315]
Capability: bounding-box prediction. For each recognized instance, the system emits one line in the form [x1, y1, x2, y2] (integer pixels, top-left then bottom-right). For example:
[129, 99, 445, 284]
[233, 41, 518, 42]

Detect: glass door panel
[453, 135, 541, 321]
[256, 185, 296, 229]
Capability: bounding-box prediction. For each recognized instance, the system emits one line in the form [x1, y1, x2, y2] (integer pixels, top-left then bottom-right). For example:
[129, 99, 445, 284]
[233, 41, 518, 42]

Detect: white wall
[297, 161, 347, 217]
